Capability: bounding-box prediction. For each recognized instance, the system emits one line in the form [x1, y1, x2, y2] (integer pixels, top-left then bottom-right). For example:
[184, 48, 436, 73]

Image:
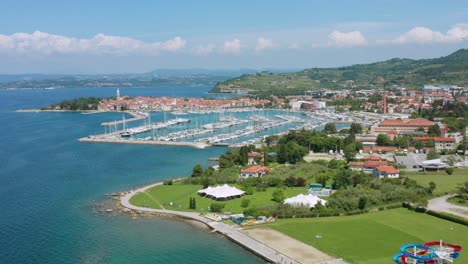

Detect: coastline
[120, 180, 347, 264]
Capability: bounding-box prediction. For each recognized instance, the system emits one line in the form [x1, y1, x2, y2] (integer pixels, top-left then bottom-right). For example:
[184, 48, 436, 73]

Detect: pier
[101, 111, 148, 126]
[79, 136, 209, 149]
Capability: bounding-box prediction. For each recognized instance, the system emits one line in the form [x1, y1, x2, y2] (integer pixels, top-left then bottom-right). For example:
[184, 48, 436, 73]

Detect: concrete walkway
[428, 194, 468, 219]
[121, 182, 346, 264]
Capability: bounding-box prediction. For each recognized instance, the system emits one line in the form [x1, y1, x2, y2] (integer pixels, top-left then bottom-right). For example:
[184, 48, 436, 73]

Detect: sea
[0, 86, 265, 263]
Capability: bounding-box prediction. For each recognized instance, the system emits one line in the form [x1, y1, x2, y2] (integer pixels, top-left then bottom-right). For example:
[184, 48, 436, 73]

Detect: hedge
[426, 210, 468, 226]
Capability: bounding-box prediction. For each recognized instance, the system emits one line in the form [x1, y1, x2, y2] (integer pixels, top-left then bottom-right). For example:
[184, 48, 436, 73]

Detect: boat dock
[79, 136, 209, 149]
[101, 111, 148, 126]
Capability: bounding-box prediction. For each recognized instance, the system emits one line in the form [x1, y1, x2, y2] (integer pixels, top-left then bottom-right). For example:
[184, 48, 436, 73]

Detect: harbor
[75, 108, 377, 148]
[78, 109, 329, 148]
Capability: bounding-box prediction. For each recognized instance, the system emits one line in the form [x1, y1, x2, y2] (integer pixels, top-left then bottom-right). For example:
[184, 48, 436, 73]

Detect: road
[428, 195, 468, 219]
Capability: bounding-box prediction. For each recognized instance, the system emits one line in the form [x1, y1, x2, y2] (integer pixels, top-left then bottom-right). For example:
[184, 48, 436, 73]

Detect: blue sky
[0, 0, 467, 73]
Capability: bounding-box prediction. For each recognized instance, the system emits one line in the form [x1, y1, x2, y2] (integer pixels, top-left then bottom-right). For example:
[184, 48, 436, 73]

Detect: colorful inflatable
[393, 240, 462, 264]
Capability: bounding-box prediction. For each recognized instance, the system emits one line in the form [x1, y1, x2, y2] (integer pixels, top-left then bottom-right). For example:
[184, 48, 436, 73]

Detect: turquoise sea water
[0, 87, 264, 263]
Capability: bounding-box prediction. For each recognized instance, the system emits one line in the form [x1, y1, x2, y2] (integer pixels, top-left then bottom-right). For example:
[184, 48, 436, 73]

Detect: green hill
[212, 49, 468, 97]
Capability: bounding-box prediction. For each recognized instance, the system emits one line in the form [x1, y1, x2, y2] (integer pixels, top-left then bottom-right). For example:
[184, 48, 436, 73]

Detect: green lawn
[130, 182, 308, 213]
[447, 196, 468, 207]
[404, 168, 468, 195]
[268, 208, 468, 264]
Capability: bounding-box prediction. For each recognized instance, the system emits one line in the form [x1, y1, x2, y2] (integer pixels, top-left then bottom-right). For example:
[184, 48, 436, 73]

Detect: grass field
[130, 182, 308, 213]
[404, 168, 468, 195]
[268, 208, 468, 264]
[447, 195, 468, 206]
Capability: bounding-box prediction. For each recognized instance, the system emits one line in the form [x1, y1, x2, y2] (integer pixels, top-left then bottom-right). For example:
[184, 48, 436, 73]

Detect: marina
[76, 108, 371, 148]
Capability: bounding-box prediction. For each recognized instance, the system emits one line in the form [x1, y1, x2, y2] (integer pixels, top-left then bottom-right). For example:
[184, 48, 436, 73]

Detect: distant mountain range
[212, 49, 468, 96]
[0, 68, 300, 89]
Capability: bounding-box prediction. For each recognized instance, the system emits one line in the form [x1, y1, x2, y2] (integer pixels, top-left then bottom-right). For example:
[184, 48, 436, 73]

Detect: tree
[428, 125, 441, 136]
[209, 202, 225, 213]
[358, 197, 367, 210]
[344, 143, 357, 162]
[316, 174, 330, 188]
[241, 198, 250, 208]
[427, 182, 436, 194]
[350, 123, 363, 134]
[324, 123, 337, 134]
[426, 149, 440, 160]
[191, 164, 203, 177]
[333, 169, 352, 189]
[445, 168, 454, 175]
[414, 140, 424, 150]
[296, 177, 306, 187]
[377, 134, 392, 146]
[272, 189, 285, 203]
[445, 155, 457, 167]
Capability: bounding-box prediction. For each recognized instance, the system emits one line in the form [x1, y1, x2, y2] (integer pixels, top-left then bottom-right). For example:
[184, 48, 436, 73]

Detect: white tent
[423, 159, 442, 165]
[198, 184, 245, 200]
[283, 194, 327, 208]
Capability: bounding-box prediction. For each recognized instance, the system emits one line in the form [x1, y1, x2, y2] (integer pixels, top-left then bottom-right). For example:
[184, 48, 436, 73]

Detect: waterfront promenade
[120, 182, 348, 264]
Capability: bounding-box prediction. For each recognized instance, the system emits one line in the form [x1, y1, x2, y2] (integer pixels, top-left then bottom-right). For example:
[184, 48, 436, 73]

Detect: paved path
[428, 195, 468, 219]
[121, 182, 342, 264]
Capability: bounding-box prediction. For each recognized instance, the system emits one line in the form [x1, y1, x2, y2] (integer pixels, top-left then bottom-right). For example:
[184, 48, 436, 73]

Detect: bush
[209, 202, 225, 213]
[272, 189, 285, 203]
[241, 198, 251, 208]
[163, 179, 173, 185]
[446, 168, 455, 175]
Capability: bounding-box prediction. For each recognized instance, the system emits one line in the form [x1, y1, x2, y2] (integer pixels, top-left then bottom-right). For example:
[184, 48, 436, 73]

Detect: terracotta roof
[364, 161, 388, 168]
[348, 162, 365, 167]
[413, 137, 455, 143]
[241, 165, 270, 174]
[364, 155, 381, 161]
[248, 152, 263, 157]
[379, 119, 433, 127]
[376, 165, 399, 174]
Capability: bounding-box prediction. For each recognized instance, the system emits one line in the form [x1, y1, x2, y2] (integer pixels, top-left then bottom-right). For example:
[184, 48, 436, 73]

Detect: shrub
[241, 198, 251, 208]
[272, 189, 285, 203]
[446, 168, 454, 175]
[163, 179, 173, 185]
[209, 202, 225, 213]
[296, 177, 306, 187]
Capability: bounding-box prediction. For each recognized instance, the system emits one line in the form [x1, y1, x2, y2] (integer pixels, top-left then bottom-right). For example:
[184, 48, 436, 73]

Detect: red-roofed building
[247, 152, 264, 165]
[370, 119, 434, 138]
[240, 165, 271, 178]
[373, 166, 400, 179]
[363, 161, 388, 173]
[348, 161, 365, 171]
[364, 155, 381, 161]
[413, 137, 456, 150]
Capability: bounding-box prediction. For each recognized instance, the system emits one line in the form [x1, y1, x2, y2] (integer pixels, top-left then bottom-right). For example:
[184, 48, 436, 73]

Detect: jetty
[79, 136, 209, 149]
[101, 111, 148, 126]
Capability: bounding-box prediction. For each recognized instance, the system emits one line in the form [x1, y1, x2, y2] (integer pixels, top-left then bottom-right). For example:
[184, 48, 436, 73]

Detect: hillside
[212, 49, 468, 97]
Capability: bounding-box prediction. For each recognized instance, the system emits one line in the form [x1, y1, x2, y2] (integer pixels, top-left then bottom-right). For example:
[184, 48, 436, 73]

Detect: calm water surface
[0, 86, 264, 263]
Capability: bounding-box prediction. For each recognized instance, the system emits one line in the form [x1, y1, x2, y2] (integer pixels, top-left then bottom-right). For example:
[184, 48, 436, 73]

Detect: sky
[0, 0, 467, 74]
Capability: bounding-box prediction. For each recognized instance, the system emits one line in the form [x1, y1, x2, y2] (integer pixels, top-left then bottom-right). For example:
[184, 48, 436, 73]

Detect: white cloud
[222, 38, 241, 54]
[0, 31, 186, 55]
[193, 44, 215, 56]
[327, 30, 368, 47]
[255, 37, 273, 52]
[391, 24, 468, 44]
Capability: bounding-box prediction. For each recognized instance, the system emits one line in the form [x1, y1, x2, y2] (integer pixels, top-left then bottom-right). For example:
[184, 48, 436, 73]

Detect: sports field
[268, 208, 468, 264]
